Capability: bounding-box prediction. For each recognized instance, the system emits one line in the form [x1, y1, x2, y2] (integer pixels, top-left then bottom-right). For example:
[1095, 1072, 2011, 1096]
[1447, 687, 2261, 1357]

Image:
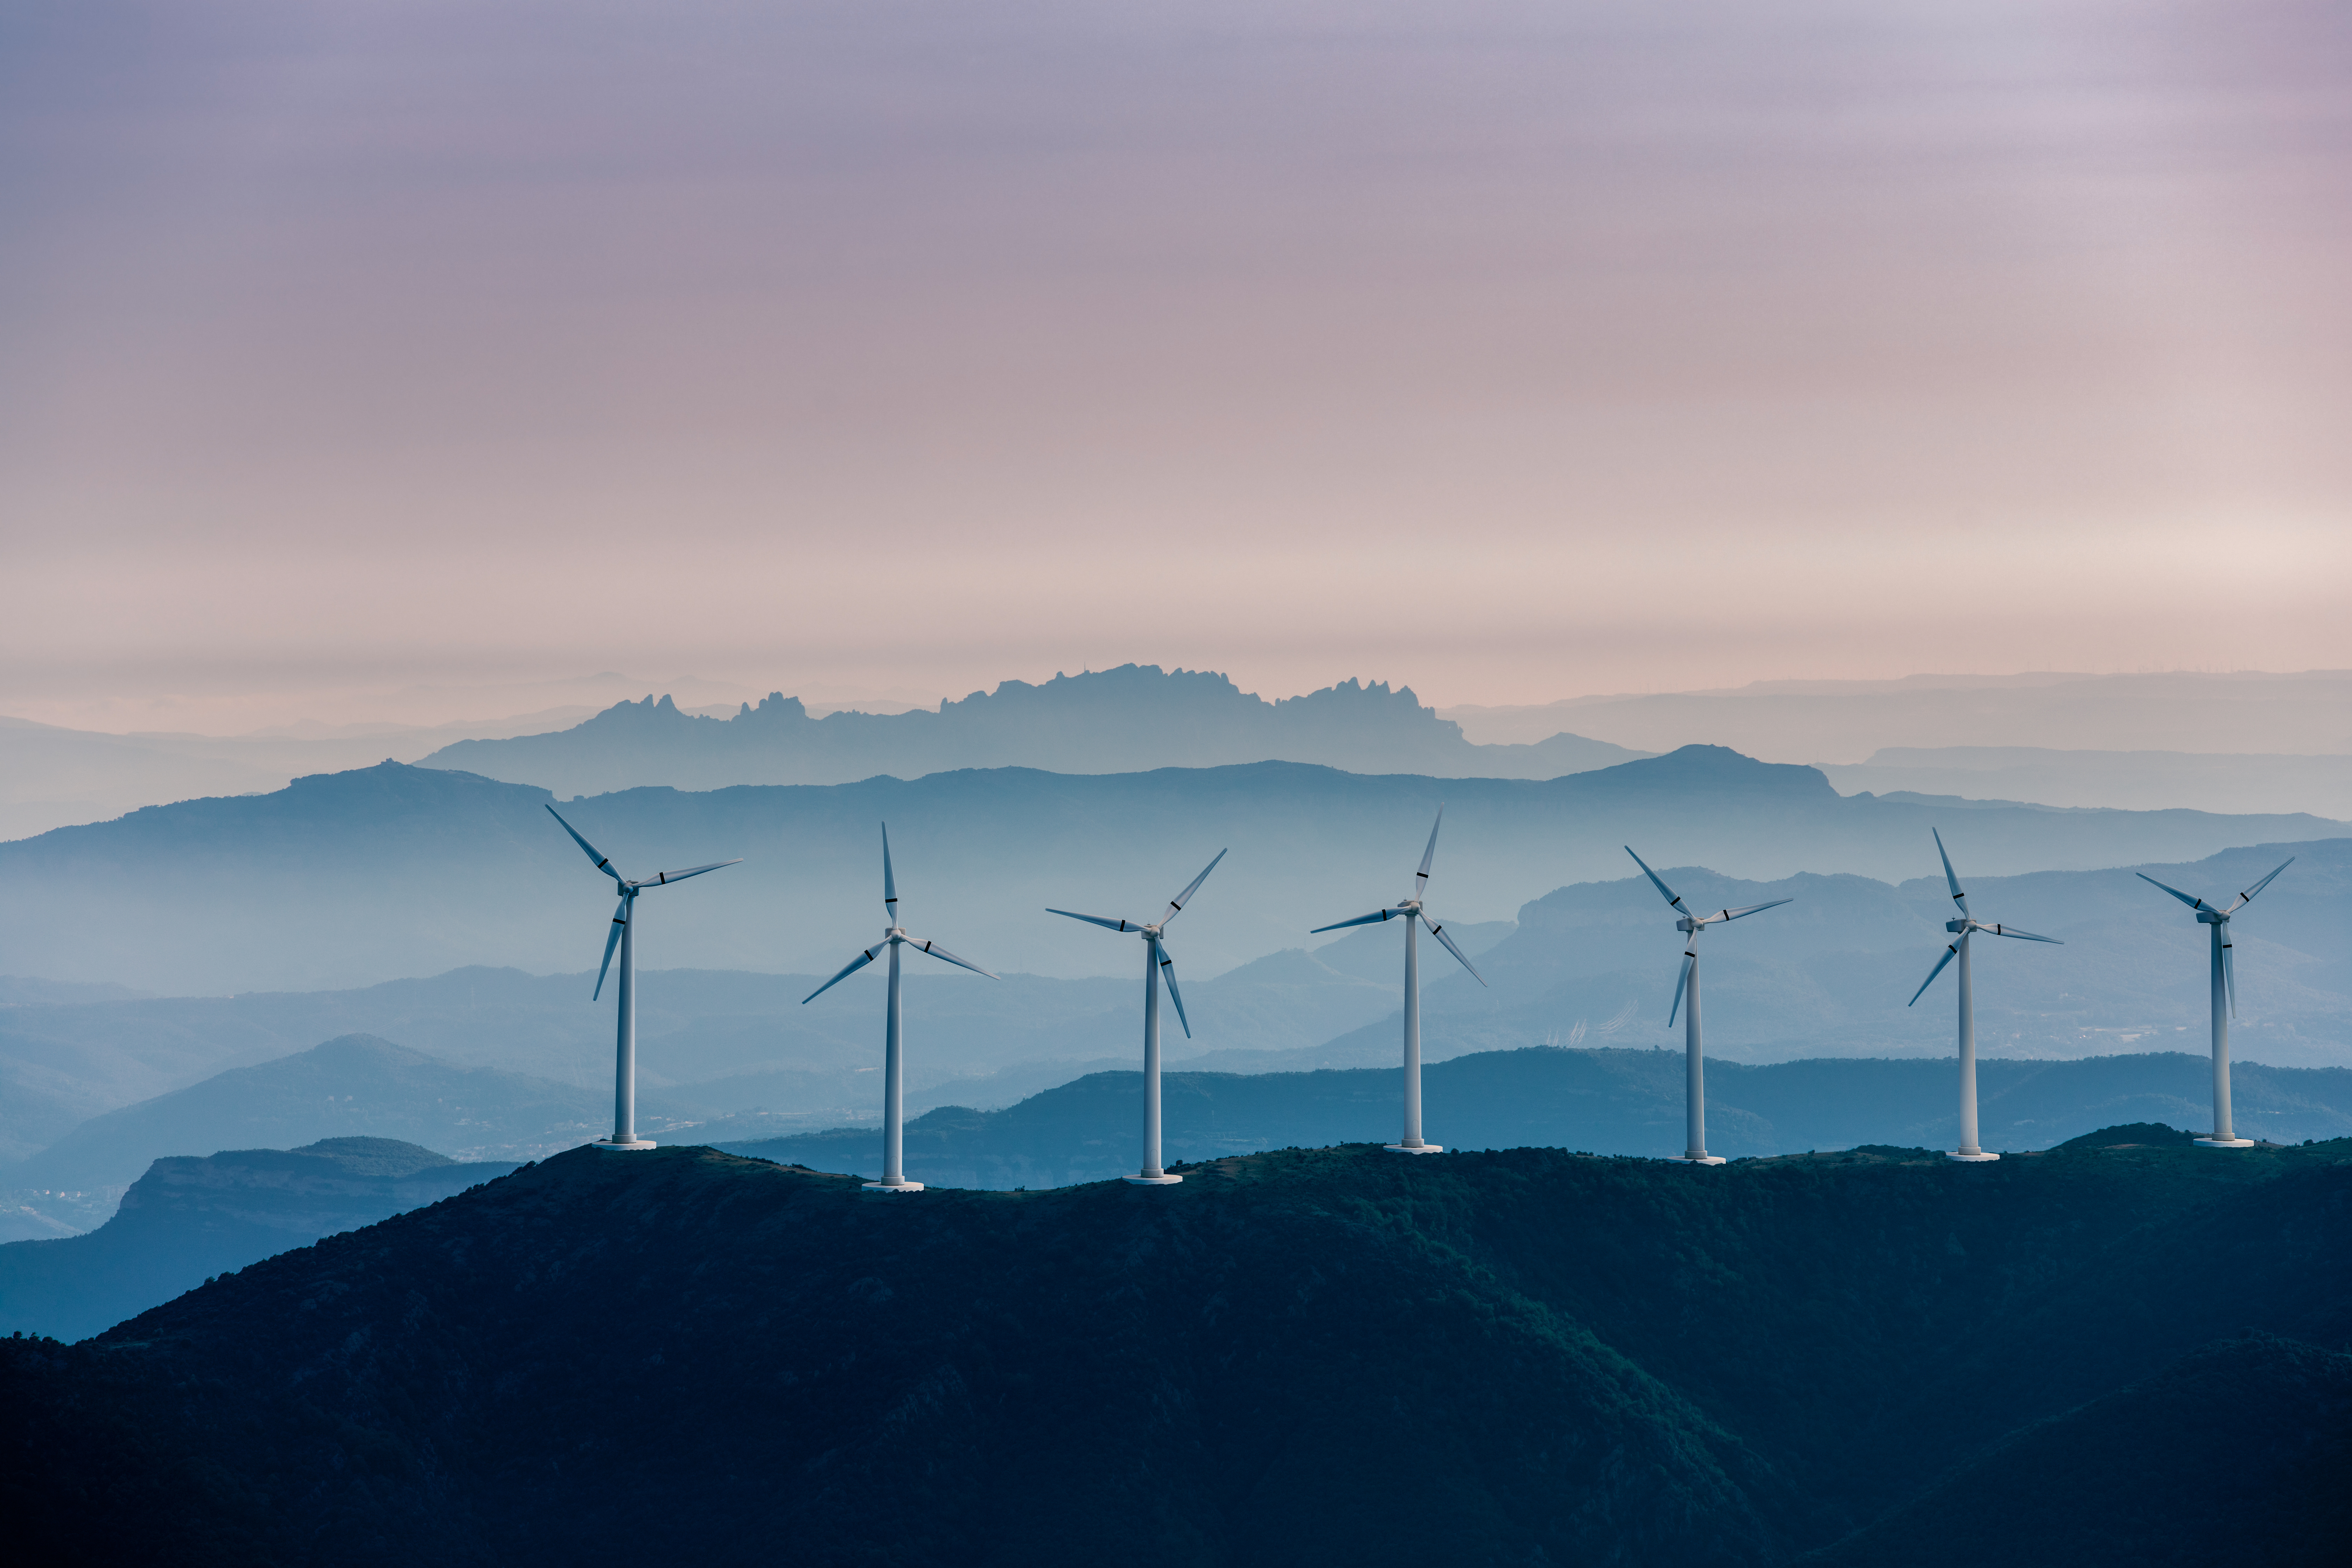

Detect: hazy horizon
[7, 1, 2347, 734]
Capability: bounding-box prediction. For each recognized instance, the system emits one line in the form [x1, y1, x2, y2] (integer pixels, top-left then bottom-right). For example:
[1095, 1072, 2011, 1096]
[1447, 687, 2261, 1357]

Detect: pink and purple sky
[4, 0, 2348, 733]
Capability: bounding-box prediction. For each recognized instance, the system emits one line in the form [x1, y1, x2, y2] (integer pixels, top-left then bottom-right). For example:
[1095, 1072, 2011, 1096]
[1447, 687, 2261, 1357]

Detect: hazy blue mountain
[419, 665, 1650, 794]
[712, 1047, 2352, 1185]
[2, 746, 2340, 996]
[0, 706, 604, 843]
[4, 1139, 2342, 1563]
[0, 916, 1492, 1174]
[0, 1138, 516, 1342]
[1821, 744, 2352, 820]
[7, 1036, 606, 1221]
[1443, 669, 2352, 759]
[1341, 836, 2352, 1068]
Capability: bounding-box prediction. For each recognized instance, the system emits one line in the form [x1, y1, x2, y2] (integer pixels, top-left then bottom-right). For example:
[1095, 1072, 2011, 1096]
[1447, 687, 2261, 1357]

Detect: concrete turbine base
[862, 1180, 926, 1192]
[591, 1139, 658, 1152]
[1946, 1150, 2000, 1163]
[1385, 1142, 1445, 1155]
[1124, 1173, 1183, 1185]
[2196, 1137, 2257, 1149]
[1676, 1154, 1728, 1166]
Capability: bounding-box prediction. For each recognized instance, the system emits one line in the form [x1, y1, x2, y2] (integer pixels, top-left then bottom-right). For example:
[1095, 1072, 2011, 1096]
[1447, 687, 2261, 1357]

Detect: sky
[4, 0, 2348, 734]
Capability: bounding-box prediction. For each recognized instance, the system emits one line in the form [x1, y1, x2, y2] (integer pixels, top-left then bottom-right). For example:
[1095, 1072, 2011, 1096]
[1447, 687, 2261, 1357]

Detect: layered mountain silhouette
[0, 1137, 515, 1341]
[6, 1036, 604, 1208]
[2, 1136, 2343, 1563]
[419, 665, 1651, 793]
[3, 747, 2341, 996]
[713, 1048, 2352, 1186]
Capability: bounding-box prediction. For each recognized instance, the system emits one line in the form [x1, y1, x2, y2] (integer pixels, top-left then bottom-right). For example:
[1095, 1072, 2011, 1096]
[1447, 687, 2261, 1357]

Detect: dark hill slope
[1804, 1335, 2352, 1567]
[3, 1137, 2347, 1566]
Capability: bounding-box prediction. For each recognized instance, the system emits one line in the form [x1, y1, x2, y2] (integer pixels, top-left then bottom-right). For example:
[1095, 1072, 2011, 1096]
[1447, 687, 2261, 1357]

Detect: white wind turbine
[1310, 807, 1487, 1154]
[1907, 828, 2061, 1163]
[1049, 849, 1226, 1186]
[2136, 856, 2294, 1149]
[547, 805, 740, 1151]
[1624, 847, 1790, 1165]
[803, 824, 999, 1191]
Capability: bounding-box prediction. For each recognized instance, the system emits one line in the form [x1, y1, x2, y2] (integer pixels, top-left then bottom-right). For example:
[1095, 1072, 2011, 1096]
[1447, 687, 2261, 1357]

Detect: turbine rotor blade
[1706, 897, 1793, 924]
[1933, 828, 1969, 918]
[2222, 935, 2238, 1017]
[1309, 908, 1399, 934]
[1668, 951, 1693, 1027]
[547, 805, 623, 882]
[1424, 916, 1488, 987]
[1624, 846, 1688, 913]
[1986, 924, 2060, 944]
[1157, 941, 1192, 1037]
[2135, 871, 2214, 913]
[904, 937, 999, 980]
[637, 859, 741, 887]
[1047, 908, 1140, 933]
[1415, 806, 1444, 900]
[1908, 940, 1961, 1007]
[2226, 856, 2295, 914]
[593, 895, 628, 1000]
[802, 947, 880, 1004]
[1160, 848, 1228, 926]
[882, 822, 899, 926]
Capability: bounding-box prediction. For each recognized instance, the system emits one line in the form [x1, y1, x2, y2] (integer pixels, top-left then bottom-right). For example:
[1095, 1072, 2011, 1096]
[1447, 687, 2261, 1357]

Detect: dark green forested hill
[3, 1134, 2346, 1566]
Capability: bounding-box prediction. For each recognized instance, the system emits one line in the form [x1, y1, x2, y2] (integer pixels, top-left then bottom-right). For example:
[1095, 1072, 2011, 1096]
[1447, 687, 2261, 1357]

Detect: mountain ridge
[420, 664, 1653, 794]
[3, 748, 2340, 994]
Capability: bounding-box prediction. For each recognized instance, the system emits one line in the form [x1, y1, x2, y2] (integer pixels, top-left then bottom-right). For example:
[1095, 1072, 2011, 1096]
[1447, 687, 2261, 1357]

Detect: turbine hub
[2197, 910, 2227, 924]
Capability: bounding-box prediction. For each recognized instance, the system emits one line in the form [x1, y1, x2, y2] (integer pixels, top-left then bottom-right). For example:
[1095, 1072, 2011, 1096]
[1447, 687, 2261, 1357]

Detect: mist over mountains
[4, 745, 2341, 996]
[419, 665, 1647, 794]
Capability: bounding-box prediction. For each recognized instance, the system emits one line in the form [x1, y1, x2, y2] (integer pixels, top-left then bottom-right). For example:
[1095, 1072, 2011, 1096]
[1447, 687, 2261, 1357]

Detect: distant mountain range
[715, 1048, 2352, 1184]
[0, 1137, 514, 1341]
[419, 665, 1650, 794]
[0, 917, 1482, 1172]
[1820, 745, 2352, 820]
[2, 833, 2344, 1188]
[6, 1138, 2343, 1563]
[3, 1036, 602, 1223]
[15, 1026, 2351, 1242]
[4, 744, 2341, 996]
[1443, 669, 2352, 758]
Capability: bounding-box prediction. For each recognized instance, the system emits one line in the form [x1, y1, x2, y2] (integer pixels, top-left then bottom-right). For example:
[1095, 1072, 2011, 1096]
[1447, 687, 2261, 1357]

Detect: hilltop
[2, 1135, 2343, 1564]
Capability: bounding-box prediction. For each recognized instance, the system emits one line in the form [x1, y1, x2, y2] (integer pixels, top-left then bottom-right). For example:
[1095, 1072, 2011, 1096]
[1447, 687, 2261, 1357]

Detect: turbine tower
[1907, 828, 2060, 1164]
[1624, 847, 1790, 1165]
[1310, 807, 1488, 1154]
[803, 824, 999, 1190]
[2136, 856, 2294, 1149]
[547, 805, 740, 1151]
[1049, 849, 1226, 1186]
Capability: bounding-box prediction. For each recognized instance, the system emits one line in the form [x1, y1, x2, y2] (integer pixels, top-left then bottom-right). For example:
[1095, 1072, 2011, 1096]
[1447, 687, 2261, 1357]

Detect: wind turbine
[1624, 847, 1790, 1164]
[1310, 807, 1487, 1154]
[547, 805, 740, 1150]
[1907, 829, 2060, 1163]
[2136, 856, 2294, 1149]
[1049, 849, 1226, 1185]
[803, 824, 999, 1190]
